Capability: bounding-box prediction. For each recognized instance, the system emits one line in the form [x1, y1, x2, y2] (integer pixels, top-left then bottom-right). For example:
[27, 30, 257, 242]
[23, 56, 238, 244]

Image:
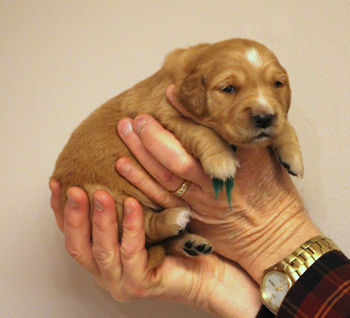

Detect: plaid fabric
[257, 251, 350, 318]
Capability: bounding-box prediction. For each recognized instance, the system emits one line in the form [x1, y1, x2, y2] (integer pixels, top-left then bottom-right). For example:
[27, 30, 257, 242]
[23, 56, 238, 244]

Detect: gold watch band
[274, 235, 339, 283]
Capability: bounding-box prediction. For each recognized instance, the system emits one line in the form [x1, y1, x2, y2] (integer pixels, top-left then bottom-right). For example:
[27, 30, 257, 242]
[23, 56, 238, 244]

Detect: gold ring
[172, 180, 190, 197]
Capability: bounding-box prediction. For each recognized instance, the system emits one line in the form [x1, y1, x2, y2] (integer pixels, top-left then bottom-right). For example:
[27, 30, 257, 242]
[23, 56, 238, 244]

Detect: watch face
[261, 271, 292, 312]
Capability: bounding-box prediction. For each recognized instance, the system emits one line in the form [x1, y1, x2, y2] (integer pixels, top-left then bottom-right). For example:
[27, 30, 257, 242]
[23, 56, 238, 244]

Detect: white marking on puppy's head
[246, 48, 262, 67]
[255, 90, 274, 114]
[258, 91, 269, 107]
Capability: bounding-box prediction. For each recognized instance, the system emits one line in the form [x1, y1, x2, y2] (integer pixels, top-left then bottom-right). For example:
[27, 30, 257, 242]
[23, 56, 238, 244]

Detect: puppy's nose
[252, 114, 274, 128]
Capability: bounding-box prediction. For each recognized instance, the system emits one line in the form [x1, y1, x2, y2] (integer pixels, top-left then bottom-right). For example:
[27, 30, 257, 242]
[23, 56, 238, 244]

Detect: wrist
[206, 256, 261, 318]
[161, 255, 261, 318]
[240, 205, 322, 283]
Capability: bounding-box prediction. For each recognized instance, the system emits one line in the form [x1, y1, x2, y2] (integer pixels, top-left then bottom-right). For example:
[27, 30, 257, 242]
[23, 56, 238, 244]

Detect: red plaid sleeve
[257, 251, 350, 318]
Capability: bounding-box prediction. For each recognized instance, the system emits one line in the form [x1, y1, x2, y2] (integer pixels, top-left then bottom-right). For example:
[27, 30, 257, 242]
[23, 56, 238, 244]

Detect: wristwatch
[260, 235, 339, 315]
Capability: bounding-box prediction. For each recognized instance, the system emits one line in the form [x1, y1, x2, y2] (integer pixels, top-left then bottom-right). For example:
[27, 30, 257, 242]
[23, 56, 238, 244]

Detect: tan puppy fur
[52, 38, 303, 268]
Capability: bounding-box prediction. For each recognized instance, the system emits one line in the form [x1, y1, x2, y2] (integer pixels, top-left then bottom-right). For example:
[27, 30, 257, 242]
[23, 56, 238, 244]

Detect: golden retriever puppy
[52, 38, 303, 268]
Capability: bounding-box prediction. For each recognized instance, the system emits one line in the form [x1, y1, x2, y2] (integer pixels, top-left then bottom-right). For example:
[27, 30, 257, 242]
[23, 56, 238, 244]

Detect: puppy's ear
[177, 72, 207, 117]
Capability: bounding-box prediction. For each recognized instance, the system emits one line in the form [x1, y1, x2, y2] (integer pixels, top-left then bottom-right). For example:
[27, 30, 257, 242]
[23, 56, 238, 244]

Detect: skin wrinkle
[157, 257, 219, 311]
[189, 140, 308, 280]
[245, 205, 306, 265]
[204, 261, 227, 315]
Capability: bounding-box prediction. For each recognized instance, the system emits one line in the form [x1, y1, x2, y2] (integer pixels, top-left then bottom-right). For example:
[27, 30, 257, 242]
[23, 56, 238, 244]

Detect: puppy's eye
[222, 85, 237, 93]
[274, 81, 283, 88]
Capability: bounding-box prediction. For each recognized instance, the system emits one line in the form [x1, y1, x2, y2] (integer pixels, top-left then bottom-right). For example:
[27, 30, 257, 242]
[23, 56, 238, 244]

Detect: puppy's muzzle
[252, 113, 275, 129]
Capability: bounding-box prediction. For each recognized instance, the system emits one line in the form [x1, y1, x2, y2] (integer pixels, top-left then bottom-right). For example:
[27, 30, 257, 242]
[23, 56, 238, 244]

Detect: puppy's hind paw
[174, 208, 192, 235]
[164, 233, 213, 257]
[146, 207, 191, 242]
[183, 239, 212, 256]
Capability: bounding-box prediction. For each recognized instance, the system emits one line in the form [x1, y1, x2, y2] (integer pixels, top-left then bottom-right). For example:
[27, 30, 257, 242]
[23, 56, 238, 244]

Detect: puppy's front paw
[275, 146, 304, 177]
[201, 148, 239, 180]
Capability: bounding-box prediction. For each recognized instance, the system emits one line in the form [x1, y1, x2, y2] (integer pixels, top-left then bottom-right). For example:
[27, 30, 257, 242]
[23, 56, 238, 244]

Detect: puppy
[52, 38, 303, 268]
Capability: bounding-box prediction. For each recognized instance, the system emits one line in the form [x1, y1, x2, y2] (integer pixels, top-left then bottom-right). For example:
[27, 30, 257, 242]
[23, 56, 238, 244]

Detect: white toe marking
[246, 48, 262, 67]
[176, 209, 191, 229]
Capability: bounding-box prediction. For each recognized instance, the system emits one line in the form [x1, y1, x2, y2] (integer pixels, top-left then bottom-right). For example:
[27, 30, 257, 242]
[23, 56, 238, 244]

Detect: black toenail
[280, 160, 291, 170]
[185, 240, 193, 248]
[288, 170, 297, 176]
[203, 246, 212, 254]
[196, 244, 206, 252]
[184, 248, 198, 256]
[178, 228, 184, 235]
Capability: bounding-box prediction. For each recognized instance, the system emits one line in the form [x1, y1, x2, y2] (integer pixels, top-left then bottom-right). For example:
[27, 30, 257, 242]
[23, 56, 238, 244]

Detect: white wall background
[1, 1, 349, 317]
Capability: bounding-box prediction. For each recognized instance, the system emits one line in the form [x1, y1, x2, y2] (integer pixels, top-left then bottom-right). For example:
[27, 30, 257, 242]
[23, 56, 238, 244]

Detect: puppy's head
[176, 38, 291, 147]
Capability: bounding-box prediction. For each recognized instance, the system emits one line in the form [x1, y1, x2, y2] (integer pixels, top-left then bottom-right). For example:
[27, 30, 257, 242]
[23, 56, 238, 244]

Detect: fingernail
[94, 194, 104, 212]
[124, 200, 133, 214]
[67, 193, 78, 208]
[119, 121, 132, 137]
[134, 117, 146, 134]
[118, 161, 131, 174]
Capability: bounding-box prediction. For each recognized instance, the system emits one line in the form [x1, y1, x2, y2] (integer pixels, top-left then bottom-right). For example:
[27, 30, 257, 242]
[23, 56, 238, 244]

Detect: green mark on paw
[211, 145, 237, 209]
[212, 178, 224, 199]
[212, 177, 234, 209]
[225, 177, 234, 209]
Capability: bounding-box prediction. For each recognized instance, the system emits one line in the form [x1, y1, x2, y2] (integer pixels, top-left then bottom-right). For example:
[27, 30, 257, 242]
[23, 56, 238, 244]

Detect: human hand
[115, 85, 321, 283]
[49, 179, 261, 318]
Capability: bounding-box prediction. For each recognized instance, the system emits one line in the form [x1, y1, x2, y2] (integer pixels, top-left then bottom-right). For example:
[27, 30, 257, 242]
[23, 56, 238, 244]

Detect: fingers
[116, 157, 186, 208]
[64, 189, 152, 296]
[64, 187, 100, 275]
[91, 191, 121, 280]
[117, 115, 212, 191]
[120, 198, 149, 279]
[134, 114, 208, 185]
[49, 178, 64, 232]
[117, 118, 184, 190]
[51, 180, 161, 299]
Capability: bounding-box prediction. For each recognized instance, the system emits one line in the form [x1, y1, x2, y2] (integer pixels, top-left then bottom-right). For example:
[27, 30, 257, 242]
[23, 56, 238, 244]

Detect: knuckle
[114, 297, 130, 303]
[120, 244, 136, 261]
[176, 158, 194, 179]
[110, 282, 148, 302]
[159, 169, 177, 185]
[50, 197, 56, 211]
[154, 189, 172, 205]
[65, 214, 82, 230]
[120, 241, 144, 262]
[122, 219, 138, 233]
[171, 154, 194, 178]
[112, 293, 133, 303]
[128, 285, 148, 299]
[133, 172, 148, 190]
[65, 243, 84, 262]
[92, 247, 114, 266]
[93, 216, 117, 234]
[92, 216, 108, 232]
